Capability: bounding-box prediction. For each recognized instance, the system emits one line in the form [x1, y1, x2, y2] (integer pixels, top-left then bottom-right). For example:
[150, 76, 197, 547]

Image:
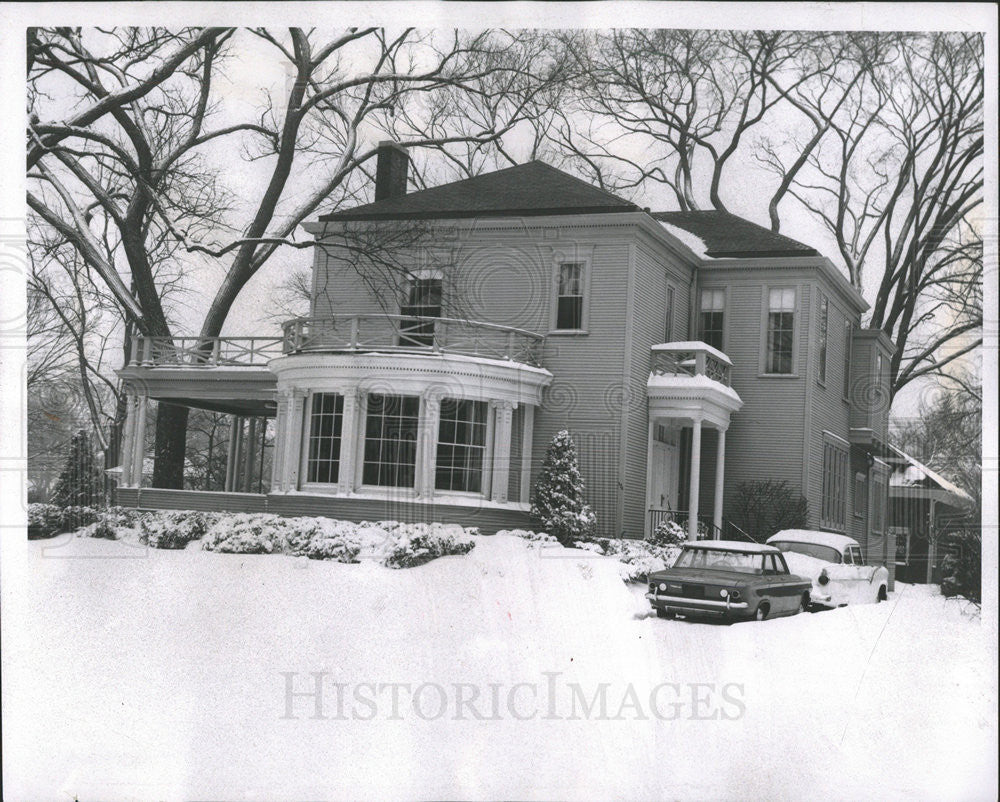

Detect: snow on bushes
[380, 523, 476, 568]
[140, 511, 217, 549]
[649, 519, 687, 548]
[496, 528, 559, 546]
[530, 430, 597, 545]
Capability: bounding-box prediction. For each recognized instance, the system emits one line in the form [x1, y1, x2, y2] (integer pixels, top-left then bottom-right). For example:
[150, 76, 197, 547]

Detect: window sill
[757, 373, 799, 379]
[547, 329, 589, 337]
[816, 379, 827, 389]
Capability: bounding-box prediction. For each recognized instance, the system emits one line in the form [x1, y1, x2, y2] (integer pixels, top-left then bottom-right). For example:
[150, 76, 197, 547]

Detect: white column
[646, 418, 656, 537]
[688, 417, 702, 540]
[713, 426, 726, 538]
[491, 401, 514, 503]
[519, 404, 535, 505]
[131, 395, 148, 488]
[243, 417, 258, 493]
[420, 393, 442, 498]
[270, 395, 288, 492]
[338, 389, 360, 494]
[120, 391, 137, 487]
[283, 391, 307, 491]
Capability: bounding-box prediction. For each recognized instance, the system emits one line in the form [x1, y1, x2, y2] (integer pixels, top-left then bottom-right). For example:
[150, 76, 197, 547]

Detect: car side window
[763, 554, 778, 575]
[775, 553, 790, 574]
[841, 548, 853, 565]
[850, 546, 864, 565]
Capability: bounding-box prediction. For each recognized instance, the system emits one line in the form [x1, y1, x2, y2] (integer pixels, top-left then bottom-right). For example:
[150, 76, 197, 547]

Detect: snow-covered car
[646, 541, 812, 622]
[765, 530, 889, 609]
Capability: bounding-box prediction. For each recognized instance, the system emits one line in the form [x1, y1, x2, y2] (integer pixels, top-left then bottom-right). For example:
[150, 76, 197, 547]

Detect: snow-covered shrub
[380, 523, 476, 569]
[90, 506, 144, 540]
[496, 528, 559, 546]
[201, 513, 292, 554]
[590, 538, 682, 584]
[649, 519, 687, 548]
[27, 503, 64, 539]
[531, 430, 597, 545]
[59, 505, 101, 534]
[285, 517, 363, 563]
[140, 510, 216, 549]
[939, 530, 981, 605]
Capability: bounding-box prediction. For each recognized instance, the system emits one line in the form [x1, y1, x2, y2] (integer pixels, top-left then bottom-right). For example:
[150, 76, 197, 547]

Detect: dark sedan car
[646, 541, 812, 622]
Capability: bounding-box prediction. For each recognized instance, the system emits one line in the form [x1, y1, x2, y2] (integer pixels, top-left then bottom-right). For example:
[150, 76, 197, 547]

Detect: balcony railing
[650, 341, 732, 386]
[282, 314, 545, 367]
[129, 335, 284, 367]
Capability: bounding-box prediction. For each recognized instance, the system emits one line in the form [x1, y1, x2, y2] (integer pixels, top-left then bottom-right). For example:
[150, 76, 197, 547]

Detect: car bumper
[645, 593, 750, 617]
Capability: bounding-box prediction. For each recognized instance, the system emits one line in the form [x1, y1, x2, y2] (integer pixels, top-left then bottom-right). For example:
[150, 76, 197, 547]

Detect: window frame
[664, 284, 675, 343]
[697, 287, 726, 352]
[434, 398, 489, 495]
[854, 471, 866, 519]
[360, 392, 421, 489]
[398, 275, 443, 347]
[304, 392, 345, 485]
[842, 318, 853, 401]
[761, 285, 798, 376]
[549, 250, 592, 334]
[820, 436, 849, 532]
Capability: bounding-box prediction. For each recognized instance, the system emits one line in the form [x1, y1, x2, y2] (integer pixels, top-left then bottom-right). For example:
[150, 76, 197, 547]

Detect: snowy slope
[3, 534, 996, 800]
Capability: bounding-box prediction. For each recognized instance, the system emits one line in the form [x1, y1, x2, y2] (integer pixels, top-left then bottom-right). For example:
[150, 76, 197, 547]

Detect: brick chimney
[374, 141, 409, 201]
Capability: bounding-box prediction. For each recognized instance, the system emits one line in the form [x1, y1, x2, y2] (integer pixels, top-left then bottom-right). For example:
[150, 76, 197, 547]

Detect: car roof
[682, 540, 779, 554]
[766, 529, 859, 551]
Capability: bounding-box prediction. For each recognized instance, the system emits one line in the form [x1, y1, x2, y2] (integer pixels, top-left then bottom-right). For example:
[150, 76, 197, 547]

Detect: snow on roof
[646, 372, 743, 404]
[658, 221, 711, 259]
[682, 540, 779, 554]
[887, 445, 974, 503]
[767, 530, 858, 551]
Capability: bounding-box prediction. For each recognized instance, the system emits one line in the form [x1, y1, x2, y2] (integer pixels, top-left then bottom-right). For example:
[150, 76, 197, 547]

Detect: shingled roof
[652, 210, 817, 258]
[319, 160, 640, 221]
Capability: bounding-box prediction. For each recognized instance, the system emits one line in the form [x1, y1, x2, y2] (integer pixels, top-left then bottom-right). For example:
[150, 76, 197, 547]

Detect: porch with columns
[646, 342, 744, 540]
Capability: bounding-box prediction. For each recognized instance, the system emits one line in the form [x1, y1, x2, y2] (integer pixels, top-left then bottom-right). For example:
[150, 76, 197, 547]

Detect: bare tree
[27, 27, 557, 488]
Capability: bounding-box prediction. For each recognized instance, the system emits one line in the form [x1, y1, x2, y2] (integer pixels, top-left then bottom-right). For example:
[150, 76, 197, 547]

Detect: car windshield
[672, 548, 764, 574]
[770, 541, 842, 563]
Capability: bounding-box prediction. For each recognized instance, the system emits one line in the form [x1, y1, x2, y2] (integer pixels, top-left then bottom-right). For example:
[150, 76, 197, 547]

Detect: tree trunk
[152, 403, 189, 488]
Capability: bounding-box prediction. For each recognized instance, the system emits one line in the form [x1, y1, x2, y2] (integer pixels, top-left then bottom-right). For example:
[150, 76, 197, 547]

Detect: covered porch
[645, 342, 744, 540]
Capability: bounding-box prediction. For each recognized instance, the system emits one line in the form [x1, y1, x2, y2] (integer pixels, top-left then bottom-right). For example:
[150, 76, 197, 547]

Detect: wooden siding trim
[619, 239, 637, 537]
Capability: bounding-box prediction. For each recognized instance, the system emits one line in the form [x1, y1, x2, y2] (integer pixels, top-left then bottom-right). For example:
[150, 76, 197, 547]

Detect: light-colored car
[765, 530, 889, 609]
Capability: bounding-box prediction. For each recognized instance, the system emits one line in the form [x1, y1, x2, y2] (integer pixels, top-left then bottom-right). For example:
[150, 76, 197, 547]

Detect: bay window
[362, 394, 420, 487]
[435, 399, 488, 493]
[306, 393, 344, 484]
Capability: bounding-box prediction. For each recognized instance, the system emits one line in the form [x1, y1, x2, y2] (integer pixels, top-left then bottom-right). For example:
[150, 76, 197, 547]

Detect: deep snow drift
[3, 533, 995, 800]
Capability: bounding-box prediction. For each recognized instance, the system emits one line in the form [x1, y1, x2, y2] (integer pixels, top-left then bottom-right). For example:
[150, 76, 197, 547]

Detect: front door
[649, 433, 679, 512]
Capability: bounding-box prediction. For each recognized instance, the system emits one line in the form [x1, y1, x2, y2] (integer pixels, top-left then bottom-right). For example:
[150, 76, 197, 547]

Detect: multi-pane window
[665, 285, 675, 342]
[698, 289, 725, 351]
[843, 319, 853, 398]
[435, 399, 488, 493]
[821, 441, 848, 530]
[362, 394, 419, 487]
[556, 263, 584, 330]
[306, 393, 344, 484]
[817, 294, 829, 384]
[766, 287, 796, 374]
[399, 278, 442, 346]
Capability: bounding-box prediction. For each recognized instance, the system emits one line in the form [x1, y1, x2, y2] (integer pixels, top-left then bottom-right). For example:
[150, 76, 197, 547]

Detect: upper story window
[306, 393, 344, 484]
[435, 399, 488, 493]
[362, 393, 419, 488]
[854, 472, 866, 518]
[817, 294, 829, 384]
[399, 277, 442, 347]
[698, 289, 725, 351]
[556, 262, 585, 330]
[765, 287, 796, 374]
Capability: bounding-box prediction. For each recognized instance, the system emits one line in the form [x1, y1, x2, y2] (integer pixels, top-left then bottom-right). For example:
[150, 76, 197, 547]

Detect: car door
[840, 545, 870, 603]
[762, 553, 800, 613]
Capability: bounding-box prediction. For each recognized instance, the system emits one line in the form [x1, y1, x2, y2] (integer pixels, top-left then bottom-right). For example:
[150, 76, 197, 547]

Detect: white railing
[282, 314, 545, 367]
[130, 336, 284, 367]
[650, 341, 733, 386]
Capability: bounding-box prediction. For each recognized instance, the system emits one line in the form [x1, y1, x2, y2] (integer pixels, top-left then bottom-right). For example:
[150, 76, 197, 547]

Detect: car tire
[796, 594, 808, 615]
[754, 603, 769, 621]
[656, 608, 674, 619]
[877, 585, 887, 602]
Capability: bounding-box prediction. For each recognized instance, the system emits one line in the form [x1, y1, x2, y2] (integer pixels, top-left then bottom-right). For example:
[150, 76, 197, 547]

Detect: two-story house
[115, 142, 894, 578]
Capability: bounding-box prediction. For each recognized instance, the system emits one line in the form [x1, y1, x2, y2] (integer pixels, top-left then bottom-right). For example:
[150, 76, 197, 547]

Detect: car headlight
[730, 589, 741, 600]
[719, 588, 729, 598]
[818, 570, 829, 586]
[658, 582, 667, 592]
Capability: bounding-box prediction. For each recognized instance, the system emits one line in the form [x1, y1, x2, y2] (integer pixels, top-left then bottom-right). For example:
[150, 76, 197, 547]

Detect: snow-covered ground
[3, 533, 996, 800]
